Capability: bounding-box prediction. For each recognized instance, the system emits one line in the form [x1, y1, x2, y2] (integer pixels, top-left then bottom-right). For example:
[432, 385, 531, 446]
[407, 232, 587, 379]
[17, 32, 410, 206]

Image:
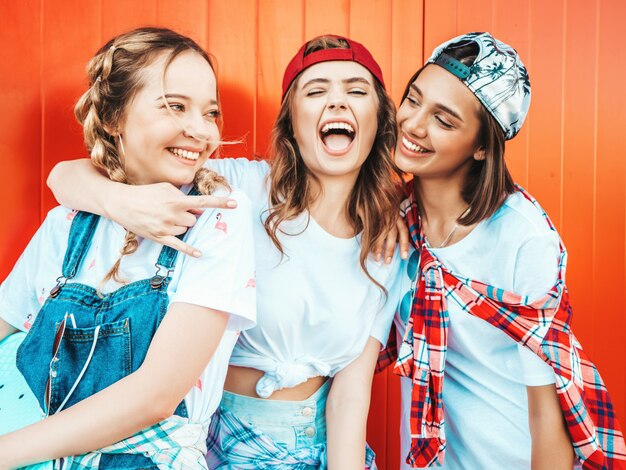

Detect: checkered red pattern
[379, 184, 626, 469]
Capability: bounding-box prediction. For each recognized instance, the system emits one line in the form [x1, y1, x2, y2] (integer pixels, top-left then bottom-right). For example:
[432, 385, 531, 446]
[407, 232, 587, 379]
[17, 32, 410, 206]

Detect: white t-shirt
[206, 158, 402, 398]
[396, 191, 559, 470]
[0, 187, 256, 424]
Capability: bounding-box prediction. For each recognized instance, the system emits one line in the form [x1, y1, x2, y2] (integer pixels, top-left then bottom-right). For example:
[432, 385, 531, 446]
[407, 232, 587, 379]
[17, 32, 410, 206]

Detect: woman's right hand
[107, 182, 238, 258]
[48, 159, 238, 257]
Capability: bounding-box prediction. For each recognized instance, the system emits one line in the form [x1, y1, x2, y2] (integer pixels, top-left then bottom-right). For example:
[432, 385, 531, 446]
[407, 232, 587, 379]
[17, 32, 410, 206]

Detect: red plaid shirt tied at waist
[379, 184, 626, 469]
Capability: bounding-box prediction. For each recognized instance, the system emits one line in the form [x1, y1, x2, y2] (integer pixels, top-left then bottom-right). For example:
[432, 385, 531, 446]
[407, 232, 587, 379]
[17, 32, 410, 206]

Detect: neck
[413, 175, 467, 223]
[309, 174, 357, 238]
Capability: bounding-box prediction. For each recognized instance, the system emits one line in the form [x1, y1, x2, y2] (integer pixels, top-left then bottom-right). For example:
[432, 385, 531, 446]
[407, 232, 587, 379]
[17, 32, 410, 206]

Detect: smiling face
[395, 64, 485, 182]
[291, 60, 379, 186]
[119, 50, 220, 186]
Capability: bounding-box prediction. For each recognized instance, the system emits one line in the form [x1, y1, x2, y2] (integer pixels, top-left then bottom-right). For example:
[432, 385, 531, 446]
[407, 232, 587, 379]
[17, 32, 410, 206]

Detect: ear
[473, 147, 486, 161]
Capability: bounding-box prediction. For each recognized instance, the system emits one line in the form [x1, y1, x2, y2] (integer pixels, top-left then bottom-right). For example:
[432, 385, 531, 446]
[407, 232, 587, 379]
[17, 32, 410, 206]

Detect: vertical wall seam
[525, 0, 530, 189]
[302, 0, 306, 40]
[253, 0, 259, 155]
[559, 0, 566, 232]
[39, 0, 44, 222]
[592, 0, 600, 345]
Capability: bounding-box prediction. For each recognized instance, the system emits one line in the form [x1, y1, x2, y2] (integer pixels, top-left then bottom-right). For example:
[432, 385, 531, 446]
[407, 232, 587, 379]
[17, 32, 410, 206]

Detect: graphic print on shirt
[214, 213, 227, 234]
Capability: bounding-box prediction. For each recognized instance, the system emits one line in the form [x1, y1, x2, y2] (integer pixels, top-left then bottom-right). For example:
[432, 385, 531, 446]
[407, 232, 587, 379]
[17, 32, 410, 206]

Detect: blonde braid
[193, 167, 230, 196]
[73, 28, 226, 290]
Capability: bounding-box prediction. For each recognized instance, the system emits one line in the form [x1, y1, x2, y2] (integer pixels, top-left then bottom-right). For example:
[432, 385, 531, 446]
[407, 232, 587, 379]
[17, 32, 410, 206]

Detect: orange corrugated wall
[1, 1, 624, 468]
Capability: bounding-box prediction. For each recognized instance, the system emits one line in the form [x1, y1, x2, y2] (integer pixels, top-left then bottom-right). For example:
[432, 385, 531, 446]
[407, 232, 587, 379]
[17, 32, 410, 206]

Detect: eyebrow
[410, 84, 463, 121]
[301, 77, 373, 89]
[156, 93, 218, 106]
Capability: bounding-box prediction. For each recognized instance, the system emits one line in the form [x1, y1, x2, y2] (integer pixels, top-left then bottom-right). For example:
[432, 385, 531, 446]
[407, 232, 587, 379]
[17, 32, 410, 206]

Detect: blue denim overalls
[16, 206, 192, 469]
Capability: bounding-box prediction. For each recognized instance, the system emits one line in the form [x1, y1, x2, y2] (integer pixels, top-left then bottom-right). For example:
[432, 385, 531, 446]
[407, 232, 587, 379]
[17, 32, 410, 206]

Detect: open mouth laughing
[319, 120, 356, 155]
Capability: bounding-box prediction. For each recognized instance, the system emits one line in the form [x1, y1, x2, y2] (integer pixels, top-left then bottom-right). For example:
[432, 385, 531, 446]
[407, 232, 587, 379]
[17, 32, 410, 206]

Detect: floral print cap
[427, 32, 531, 140]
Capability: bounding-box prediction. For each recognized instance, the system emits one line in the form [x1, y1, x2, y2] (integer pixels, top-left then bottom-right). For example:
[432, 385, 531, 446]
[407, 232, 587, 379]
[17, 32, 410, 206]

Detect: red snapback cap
[281, 35, 385, 100]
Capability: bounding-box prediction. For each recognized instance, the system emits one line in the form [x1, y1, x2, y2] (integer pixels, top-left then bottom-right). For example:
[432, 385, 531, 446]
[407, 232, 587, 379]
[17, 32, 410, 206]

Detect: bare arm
[47, 159, 237, 257]
[0, 318, 17, 342]
[527, 384, 575, 470]
[0, 302, 228, 468]
[326, 337, 380, 470]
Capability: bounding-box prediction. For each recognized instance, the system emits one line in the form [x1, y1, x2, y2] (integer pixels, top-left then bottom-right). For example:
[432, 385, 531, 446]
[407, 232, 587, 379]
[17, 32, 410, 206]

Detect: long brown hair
[74, 27, 228, 286]
[401, 40, 516, 226]
[264, 35, 402, 289]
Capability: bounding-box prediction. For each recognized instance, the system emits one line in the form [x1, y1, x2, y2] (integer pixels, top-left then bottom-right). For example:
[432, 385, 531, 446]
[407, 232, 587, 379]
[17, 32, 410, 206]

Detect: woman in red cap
[48, 35, 405, 468]
[384, 32, 626, 469]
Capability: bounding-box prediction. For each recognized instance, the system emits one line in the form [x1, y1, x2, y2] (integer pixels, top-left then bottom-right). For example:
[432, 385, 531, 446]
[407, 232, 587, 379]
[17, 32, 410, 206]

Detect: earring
[118, 134, 126, 160]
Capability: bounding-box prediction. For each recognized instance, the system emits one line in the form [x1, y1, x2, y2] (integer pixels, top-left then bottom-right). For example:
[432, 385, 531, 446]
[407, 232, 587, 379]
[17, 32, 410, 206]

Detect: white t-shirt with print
[206, 158, 402, 397]
[0, 187, 256, 424]
[396, 191, 559, 470]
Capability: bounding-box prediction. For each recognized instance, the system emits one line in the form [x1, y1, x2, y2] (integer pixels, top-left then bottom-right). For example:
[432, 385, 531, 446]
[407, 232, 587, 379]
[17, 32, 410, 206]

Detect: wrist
[101, 180, 126, 220]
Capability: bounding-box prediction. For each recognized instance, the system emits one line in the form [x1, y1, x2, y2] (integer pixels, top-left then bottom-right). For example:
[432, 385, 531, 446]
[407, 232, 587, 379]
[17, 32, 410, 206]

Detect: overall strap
[155, 186, 202, 271]
[61, 211, 101, 279]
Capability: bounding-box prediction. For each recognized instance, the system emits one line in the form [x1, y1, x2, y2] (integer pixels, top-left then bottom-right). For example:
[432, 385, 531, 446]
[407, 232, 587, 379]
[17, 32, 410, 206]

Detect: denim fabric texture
[15, 207, 192, 468]
[221, 379, 330, 451]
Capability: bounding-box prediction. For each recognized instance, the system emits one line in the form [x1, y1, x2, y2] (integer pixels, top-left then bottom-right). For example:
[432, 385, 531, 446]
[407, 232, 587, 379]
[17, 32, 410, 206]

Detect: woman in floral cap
[383, 32, 626, 469]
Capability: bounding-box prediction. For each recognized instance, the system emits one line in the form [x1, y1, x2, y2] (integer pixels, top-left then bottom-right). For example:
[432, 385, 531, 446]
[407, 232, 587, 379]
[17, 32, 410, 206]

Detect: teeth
[402, 136, 429, 153]
[170, 148, 200, 160]
[321, 122, 355, 134]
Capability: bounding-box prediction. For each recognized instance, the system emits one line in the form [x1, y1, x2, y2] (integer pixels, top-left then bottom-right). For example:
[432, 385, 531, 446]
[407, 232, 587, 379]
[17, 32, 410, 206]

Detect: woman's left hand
[373, 215, 409, 263]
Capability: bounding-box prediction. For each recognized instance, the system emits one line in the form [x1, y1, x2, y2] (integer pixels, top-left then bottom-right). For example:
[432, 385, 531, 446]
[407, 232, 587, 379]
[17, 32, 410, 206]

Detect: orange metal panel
[156, 0, 209, 47]
[0, 0, 42, 281]
[492, 0, 530, 186]
[208, 0, 257, 159]
[423, 0, 457, 57]
[256, 0, 304, 157]
[390, 0, 424, 104]
[560, 0, 598, 356]
[101, 0, 157, 40]
[593, 0, 626, 422]
[457, 0, 493, 33]
[40, 0, 101, 214]
[304, 0, 349, 39]
[349, 0, 392, 90]
[526, 0, 564, 228]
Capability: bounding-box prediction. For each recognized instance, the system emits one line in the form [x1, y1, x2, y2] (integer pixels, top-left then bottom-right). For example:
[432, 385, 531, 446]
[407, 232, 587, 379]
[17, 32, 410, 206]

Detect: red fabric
[281, 35, 385, 99]
[382, 184, 626, 469]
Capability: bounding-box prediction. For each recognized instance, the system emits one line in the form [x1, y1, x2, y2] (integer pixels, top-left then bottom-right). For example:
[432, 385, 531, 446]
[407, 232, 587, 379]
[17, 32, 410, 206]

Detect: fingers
[372, 237, 385, 262]
[182, 195, 238, 210]
[159, 235, 203, 258]
[396, 216, 410, 259]
[382, 224, 398, 264]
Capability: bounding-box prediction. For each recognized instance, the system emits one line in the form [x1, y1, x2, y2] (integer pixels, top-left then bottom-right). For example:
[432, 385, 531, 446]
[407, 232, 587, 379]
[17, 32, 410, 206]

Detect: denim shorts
[219, 378, 331, 451]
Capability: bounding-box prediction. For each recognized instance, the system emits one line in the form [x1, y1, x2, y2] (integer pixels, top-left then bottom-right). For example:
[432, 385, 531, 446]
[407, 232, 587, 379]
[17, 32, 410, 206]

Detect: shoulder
[186, 187, 252, 243]
[39, 206, 79, 240]
[486, 191, 557, 243]
[204, 157, 270, 181]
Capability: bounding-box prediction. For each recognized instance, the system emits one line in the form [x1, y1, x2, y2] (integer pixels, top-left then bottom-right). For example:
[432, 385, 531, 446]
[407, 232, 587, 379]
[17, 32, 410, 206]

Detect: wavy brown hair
[264, 35, 402, 290]
[74, 27, 228, 286]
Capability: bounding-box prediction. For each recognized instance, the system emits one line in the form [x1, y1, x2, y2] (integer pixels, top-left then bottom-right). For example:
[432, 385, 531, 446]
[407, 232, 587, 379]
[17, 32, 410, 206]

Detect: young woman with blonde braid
[48, 35, 405, 468]
[0, 27, 256, 469]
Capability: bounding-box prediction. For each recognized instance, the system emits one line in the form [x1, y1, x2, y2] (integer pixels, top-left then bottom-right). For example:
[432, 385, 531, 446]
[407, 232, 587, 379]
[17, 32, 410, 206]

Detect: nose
[403, 108, 427, 139]
[326, 87, 348, 111]
[182, 111, 218, 143]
